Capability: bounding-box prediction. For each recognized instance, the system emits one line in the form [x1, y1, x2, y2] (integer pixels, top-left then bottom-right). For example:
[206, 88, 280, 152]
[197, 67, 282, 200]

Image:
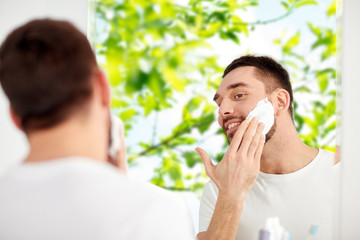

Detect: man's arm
[196, 118, 265, 240]
[197, 193, 245, 240]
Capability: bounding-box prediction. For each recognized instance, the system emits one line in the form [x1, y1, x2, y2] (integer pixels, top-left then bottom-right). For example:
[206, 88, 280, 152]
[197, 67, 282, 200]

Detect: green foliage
[96, 0, 336, 192]
[327, 0, 336, 17]
[281, 0, 317, 11]
[274, 14, 336, 152]
[294, 0, 318, 8]
[283, 32, 300, 54]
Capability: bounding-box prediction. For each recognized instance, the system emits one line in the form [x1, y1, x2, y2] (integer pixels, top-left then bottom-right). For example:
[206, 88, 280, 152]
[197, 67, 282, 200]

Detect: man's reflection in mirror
[197, 55, 340, 240]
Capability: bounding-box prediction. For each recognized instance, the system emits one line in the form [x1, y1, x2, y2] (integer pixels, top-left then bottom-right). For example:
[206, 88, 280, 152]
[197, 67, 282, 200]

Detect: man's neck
[24, 117, 107, 164]
[260, 125, 318, 174]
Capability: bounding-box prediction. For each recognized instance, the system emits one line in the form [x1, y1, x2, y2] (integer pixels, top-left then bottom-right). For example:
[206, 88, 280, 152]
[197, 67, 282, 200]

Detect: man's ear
[94, 68, 111, 107]
[9, 107, 23, 131]
[272, 89, 290, 117]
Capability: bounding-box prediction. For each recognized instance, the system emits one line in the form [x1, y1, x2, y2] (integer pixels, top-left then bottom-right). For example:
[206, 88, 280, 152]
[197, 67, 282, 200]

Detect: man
[0, 19, 193, 239]
[196, 55, 338, 240]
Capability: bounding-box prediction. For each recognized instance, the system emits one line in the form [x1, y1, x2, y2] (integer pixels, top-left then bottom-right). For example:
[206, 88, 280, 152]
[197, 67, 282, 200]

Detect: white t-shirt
[199, 149, 339, 240]
[0, 157, 194, 240]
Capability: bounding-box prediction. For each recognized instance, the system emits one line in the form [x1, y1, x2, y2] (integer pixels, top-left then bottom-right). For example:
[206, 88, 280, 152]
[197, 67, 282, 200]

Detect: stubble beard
[265, 120, 276, 143]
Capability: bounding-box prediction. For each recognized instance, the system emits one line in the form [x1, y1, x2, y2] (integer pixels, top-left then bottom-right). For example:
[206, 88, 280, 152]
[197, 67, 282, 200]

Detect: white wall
[0, 0, 88, 176]
[340, 0, 360, 238]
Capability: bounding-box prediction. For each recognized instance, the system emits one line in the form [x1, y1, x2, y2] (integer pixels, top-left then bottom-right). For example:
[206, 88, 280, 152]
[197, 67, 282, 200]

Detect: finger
[254, 135, 265, 164]
[247, 122, 265, 158]
[228, 119, 250, 153]
[238, 117, 259, 153]
[196, 147, 215, 179]
[117, 122, 127, 173]
[109, 116, 127, 173]
[107, 155, 117, 166]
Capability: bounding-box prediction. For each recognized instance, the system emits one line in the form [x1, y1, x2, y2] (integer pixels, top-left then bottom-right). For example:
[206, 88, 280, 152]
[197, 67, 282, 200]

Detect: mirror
[92, 0, 338, 237]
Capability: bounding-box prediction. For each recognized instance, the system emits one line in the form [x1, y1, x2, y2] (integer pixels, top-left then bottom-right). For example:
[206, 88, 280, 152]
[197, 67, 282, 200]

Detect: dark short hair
[0, 19, 97, 132]
[223, 55, 294, 118]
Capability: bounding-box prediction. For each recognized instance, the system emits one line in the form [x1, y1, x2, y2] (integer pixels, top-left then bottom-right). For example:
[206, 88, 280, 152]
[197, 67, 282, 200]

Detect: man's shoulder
[66, 159, 187, 204]
[0, 156, 192, 219]
[0, 157, 183, 204]
[0, 158, 195, 239]
[126, 176, 187, 204]
[67, 159, 190, 213]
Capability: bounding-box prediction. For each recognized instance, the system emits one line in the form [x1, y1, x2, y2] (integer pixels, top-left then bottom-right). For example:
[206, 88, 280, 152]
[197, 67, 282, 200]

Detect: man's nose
[218, 99, 234, 117]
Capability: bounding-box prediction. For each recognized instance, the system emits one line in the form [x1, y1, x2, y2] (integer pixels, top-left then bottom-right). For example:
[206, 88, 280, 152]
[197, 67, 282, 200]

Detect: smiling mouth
[223, 116, 246, 138]
[228, 122, 241, 130]
[225, 121, 242, 135]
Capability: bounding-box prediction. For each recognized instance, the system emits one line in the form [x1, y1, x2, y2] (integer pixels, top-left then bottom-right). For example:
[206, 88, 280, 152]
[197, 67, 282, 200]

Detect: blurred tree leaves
[96, 0, 336, 192]
[273, 7, 336, 151]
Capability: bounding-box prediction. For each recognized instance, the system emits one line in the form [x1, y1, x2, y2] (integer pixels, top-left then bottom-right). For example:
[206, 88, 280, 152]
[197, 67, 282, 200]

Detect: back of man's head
[0, 19, 97, 133]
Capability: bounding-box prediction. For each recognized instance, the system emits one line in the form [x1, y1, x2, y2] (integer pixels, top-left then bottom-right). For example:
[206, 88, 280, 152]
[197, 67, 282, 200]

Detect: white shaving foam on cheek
[245, 97, 275, 135]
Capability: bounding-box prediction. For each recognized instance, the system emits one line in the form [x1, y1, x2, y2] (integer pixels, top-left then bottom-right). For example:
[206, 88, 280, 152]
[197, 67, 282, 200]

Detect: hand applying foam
[108, 115, 127, 173]
[246, 97, 274, 135]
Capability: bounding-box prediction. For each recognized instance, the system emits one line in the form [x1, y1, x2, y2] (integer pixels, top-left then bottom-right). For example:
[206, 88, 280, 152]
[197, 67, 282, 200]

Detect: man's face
[214, 66, 274, 142]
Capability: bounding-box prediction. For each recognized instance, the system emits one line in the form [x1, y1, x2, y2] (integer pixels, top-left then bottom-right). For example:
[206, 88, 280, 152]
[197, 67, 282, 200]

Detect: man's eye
[235, 94, 243, 99]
